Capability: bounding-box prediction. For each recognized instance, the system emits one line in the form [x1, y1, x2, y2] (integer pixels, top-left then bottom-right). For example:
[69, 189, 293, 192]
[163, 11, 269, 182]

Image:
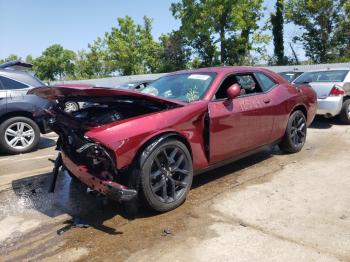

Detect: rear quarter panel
[270, 83, 316, 141]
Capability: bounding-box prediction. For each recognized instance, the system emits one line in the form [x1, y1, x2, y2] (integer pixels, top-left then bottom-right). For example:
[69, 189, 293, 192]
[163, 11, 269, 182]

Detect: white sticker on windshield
[188, 74, 210, 80]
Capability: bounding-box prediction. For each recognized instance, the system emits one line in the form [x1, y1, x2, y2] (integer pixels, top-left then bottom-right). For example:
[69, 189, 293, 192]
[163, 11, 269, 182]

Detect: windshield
[140, 73, 216, 102]
[294, 70, 349, 84]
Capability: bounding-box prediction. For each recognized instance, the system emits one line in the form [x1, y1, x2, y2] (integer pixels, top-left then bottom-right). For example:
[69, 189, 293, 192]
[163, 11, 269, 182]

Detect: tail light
[329, 85, 345, 96]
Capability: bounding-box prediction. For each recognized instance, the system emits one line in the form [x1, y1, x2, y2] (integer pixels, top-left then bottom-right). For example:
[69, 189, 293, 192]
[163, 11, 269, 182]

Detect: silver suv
[0, 62, 52, 154]
[293, 69, 350, 124]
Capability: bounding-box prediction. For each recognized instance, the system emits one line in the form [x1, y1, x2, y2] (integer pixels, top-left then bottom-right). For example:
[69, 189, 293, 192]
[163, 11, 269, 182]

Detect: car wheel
[64, 101, 79, 113]
[339, 99, 350, 124]
[0, 116, 40, 154]
[279, 110, 307, 154]
[137, 139, 193, 212]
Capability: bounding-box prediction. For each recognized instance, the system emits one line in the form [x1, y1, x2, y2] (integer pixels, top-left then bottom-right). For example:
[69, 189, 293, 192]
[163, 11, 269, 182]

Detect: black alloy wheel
[138, 139, 193, 212]
[279, 110, 307, 153]
[290, 113, 307, 147]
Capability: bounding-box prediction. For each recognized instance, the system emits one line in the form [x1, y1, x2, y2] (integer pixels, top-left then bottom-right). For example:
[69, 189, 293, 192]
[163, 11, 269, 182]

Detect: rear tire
[279, 110, 307, 154]
[0, 116, 40, 154]
[136, 139, 193, 212]
[339, 99, 350, 124]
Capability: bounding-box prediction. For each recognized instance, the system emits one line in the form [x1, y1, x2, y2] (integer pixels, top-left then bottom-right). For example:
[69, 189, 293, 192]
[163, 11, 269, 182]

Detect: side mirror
[227, 84, 241, 99]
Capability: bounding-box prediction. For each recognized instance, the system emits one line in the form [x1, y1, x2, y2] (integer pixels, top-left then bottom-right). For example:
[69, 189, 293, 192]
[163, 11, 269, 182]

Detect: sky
[0, 0, 305, 61]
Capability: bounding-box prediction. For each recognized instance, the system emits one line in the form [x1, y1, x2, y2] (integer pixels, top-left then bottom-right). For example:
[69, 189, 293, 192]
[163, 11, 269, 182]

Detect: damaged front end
[56, 123, 137, 202]
[29, 85, 184, 202]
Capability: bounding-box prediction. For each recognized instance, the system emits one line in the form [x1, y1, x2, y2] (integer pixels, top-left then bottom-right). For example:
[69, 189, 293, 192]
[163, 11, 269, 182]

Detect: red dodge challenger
[31, 67, 317, 212]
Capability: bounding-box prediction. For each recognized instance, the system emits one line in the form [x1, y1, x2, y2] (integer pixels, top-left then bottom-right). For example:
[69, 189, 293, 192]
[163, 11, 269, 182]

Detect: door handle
[263, 99, 271, 104]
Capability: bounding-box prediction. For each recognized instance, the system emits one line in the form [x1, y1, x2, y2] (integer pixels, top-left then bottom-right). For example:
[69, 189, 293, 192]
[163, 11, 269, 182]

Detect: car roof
[0, 68, 45, 87]
[167, 66, 287, 84]
[172, 66, 271, 74]
[301, 68, 350, 73]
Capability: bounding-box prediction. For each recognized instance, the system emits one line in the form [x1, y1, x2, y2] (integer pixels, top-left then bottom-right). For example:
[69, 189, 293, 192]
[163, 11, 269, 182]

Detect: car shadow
[191, 148, 274, 189]
[37, 136, 56, 150]
[309, 116, 347, 129]
[10, 147, 276, 234]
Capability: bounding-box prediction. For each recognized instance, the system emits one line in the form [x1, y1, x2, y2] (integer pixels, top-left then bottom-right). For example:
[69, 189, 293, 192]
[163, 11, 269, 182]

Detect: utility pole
[289, 42, 300, 65]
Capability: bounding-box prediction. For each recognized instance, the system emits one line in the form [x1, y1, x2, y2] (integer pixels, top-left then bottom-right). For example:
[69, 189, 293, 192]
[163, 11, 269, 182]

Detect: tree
[75, 37, 112, 79]
[158, 31, 191, 72]
[285, 0, 343, 63]
[25, 55, 34, 64]
[105, 16, 161, 75]
[171, 0, 265, 66]
[271, 0, 285, 65]
[0, 54, 20, 64]
[334, 1, 350, 61]
[33, 44, 76, 81]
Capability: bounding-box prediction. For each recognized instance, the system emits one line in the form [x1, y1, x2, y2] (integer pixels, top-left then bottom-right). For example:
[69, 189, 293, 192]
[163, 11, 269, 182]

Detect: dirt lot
[0, 117, 349, 262]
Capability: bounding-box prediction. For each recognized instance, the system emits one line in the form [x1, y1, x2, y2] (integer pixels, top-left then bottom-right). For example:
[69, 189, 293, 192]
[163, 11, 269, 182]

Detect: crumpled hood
[28, 85, 186, 107]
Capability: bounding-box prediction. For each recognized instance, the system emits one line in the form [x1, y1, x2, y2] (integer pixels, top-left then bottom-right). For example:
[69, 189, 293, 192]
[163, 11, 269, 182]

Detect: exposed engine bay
[50, 96, 174, 184]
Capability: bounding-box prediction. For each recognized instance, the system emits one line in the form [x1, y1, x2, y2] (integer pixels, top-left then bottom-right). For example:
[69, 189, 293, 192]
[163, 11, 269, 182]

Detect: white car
[293, 69, 350, 124]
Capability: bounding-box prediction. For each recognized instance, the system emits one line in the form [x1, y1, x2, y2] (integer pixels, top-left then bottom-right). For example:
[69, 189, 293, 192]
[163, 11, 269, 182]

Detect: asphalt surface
[0, 117, 349, 262]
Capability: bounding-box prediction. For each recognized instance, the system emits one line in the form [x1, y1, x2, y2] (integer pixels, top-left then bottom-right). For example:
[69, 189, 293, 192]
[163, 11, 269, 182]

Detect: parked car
[53, 84, 95, 112]
[30, 67, 316, 212]
[293, 69, 350, 124]
[278, 71, 304, 83]
[0, 66, 52, 154]
[114, 80, 152, 90]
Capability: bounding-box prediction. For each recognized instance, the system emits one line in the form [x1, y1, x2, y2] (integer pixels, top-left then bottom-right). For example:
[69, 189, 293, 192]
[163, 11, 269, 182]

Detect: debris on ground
[57, 218, 90, 235]
[162, 229, 172, 236]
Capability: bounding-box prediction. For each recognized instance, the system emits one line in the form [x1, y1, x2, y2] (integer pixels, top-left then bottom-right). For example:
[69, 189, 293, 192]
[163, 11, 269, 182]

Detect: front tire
[0, 116, 40, 154]
[339, 99, 350, 124]
[279, 110, 307, 154]
[137, 139, 193, 212]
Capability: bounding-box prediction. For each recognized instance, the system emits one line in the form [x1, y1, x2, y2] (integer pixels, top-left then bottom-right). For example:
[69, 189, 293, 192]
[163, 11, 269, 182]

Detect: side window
[235, 74, 263, 95]
[0, 76, 29, 90]
[214, 73, 264, 100]
[255, 72, 276, 92]
[214, 75, 238, 100]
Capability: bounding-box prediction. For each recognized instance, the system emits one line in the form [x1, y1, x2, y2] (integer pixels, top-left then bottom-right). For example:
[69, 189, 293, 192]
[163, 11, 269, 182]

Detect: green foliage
[334, 1, 350, 61]
[285, 0, 345, 63]
[105, 16, 161, 75]
[271, 0, 286, 65]
[74, 38, 112, 79]
[171, 0, 266, 66]
[33, 44, 76, 81]
[158, 31, 191, 72]
[0, 54, 20, 64]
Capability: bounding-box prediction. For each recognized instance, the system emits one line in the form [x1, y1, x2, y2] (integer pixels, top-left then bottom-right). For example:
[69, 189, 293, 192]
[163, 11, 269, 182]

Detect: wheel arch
[0, 111, 35, 123]
[133, 131, 193, 169]
[291, 104, 307, 120]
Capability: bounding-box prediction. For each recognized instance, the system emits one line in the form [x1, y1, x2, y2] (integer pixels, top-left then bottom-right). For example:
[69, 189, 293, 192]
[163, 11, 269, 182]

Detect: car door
[208, 72, 275, 164]
[0, 78, 7, 116]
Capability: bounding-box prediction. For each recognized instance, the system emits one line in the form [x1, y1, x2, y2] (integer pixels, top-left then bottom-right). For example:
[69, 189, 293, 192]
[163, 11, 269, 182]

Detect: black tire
[0, 116, 40, 154]
[136, 139, 193, 212]
[279, 110, 307, 154]
[339, 99, 350, 124]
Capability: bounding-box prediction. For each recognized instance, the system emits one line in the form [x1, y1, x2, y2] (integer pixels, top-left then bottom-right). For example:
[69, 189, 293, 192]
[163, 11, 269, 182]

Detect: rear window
[294, 70, 349, 84]
[0, 76, 29, 90]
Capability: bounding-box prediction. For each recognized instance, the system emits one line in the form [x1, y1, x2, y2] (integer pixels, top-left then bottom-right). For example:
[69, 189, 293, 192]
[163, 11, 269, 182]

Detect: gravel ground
[0, 117, 349, 262]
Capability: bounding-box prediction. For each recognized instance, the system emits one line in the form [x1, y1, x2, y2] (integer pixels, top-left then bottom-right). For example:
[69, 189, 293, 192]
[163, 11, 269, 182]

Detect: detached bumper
[62, 152, 137, 202]
[316, 96, 343, 117]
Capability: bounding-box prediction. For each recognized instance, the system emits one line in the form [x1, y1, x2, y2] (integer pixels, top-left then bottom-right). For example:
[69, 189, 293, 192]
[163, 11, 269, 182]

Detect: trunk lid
[28, 86, 186, 107]
[307, 82, 343, 99]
